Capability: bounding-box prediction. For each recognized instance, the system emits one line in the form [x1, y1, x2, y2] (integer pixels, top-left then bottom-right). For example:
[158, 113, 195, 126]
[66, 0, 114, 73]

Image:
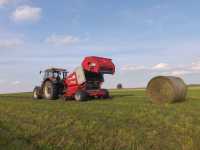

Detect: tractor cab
[42, 68, 67, 82]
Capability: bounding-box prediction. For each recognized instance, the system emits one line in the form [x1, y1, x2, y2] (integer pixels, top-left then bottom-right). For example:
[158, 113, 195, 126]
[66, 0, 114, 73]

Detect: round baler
[63, 56, 115, 101]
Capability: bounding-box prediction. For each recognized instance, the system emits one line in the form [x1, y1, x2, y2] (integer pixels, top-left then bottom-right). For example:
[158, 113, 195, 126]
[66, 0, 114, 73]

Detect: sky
[0, 0, 200, 93]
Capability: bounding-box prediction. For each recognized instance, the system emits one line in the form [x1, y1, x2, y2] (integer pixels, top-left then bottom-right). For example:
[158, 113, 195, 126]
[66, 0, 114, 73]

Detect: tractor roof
[45, 68, 66, 72]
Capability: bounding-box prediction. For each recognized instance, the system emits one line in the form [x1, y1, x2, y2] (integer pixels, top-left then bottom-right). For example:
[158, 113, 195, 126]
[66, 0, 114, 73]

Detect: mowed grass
[0, 87, 200, 150]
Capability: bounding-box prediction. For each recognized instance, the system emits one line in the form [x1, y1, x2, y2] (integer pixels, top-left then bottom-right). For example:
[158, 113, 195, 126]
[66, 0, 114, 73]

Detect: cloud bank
[12, 5, 42, 22]
[0, 38, 23, 48]
[45, 35, 80, 46]
[0, 0, 13, 6]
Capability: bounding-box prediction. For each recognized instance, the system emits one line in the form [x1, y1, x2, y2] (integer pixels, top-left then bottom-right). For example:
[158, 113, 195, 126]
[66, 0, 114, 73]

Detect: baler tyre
[102, 89, 110, 99]
[33, 86, 42, 99]
[43, 81, 59, 100]
[74, 91, 87, 101]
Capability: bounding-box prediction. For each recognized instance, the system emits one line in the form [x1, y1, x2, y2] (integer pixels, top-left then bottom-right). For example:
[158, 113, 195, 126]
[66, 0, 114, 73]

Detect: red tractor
[33, 56, 115, 101]
[33, 68, 68, 100]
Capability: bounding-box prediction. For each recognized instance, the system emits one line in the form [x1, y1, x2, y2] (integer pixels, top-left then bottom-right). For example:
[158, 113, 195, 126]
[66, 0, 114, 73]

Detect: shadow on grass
[111, 94, 135, 99]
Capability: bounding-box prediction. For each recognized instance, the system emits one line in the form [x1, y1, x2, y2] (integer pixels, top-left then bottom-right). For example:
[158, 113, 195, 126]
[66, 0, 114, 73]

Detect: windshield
[44, 71, 67, 79]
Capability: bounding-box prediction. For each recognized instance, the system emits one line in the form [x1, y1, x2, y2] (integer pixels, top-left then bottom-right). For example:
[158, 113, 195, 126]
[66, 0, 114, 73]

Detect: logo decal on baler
[89, 63, 96, 67]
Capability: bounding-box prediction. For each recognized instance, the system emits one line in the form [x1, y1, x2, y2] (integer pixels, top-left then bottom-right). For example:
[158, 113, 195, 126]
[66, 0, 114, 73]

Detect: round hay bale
[146, 76, 187, 103]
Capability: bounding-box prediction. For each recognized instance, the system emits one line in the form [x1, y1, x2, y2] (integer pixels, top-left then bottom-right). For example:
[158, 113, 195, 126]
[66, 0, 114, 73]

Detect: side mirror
[40, 71, 42, 74]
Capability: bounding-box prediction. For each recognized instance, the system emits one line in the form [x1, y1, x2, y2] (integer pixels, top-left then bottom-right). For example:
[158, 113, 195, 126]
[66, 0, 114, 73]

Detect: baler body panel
[82, 56, 115, 74]
[64, 72, 81, 97]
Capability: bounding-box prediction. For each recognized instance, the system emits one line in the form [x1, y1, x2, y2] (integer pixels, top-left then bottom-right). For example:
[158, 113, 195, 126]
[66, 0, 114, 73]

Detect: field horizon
[2, 83, 200, 95]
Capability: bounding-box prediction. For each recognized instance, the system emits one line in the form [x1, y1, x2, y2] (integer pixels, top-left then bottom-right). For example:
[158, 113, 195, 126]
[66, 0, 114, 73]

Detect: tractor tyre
[43, 81, 59, 100]
[74, 91, 87, 101]
[102, 89, 110, 99]
[33, 86, 42, 99]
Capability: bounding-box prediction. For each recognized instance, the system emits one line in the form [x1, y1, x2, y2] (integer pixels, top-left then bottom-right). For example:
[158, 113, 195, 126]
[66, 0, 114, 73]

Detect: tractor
[33, 68, 67, 100]
[33, 56, 115, 101]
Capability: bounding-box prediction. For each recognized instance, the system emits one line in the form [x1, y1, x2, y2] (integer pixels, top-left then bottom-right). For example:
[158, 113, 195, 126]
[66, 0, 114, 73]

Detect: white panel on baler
[75, 67, 86, 84]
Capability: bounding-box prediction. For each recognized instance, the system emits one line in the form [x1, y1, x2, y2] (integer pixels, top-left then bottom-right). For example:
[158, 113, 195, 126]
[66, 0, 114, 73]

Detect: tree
[117, 83, 123, 89]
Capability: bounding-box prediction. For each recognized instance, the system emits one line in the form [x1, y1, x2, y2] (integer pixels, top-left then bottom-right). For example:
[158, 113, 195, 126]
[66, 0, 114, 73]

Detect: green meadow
[0, 87, 200, 150]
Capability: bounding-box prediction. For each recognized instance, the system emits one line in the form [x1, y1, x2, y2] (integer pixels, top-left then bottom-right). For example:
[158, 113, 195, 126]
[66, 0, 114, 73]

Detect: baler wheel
[74, 91, 87, 101]
[43, 81, 59, 100]
[33, 86, 42, 99]
[102, 89, 110, 99]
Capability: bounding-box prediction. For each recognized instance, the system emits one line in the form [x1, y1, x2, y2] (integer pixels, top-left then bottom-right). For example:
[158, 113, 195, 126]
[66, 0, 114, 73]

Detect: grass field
[0, 87, 200, 150]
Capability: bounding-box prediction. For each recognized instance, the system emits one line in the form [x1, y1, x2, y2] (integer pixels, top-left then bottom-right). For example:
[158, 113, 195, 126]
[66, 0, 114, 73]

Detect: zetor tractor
[33, 56, 115, 101]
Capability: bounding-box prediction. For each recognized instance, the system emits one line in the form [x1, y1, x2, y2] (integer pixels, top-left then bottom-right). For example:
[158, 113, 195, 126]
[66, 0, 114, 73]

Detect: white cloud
[121, 64, 146, 71]
[159, 61, 200, 77]
[12, 5, 42, 22]
[0, 39, 23, 48]
[0, 0, 13, 6]
[45, 35, 80, 46]
[12, 81, 21, 85]
[120, 61, 200, 76]
[169, 70, 191, 76]
[191, 61, 200, 70]
[152, 63, 169, 70]
[121, 63, 170, 71]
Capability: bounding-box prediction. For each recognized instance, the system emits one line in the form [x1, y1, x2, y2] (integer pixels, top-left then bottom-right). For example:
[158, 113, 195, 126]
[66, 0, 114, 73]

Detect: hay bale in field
[146, 76, 187, 103]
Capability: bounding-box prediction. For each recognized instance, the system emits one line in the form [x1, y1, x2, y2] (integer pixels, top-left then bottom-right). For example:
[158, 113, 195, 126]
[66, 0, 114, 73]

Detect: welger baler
[63, 56, 115, 101]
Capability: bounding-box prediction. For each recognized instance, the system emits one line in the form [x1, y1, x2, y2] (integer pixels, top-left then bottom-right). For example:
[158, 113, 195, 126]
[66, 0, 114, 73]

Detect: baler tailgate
[82, 56, 115, 74]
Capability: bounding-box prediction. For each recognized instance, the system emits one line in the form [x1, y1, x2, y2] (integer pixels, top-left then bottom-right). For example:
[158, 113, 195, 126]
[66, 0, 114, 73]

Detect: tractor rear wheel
[33, 86, 42, 99]
[43, 81, 59, 100]
[74, 91, 87, 101]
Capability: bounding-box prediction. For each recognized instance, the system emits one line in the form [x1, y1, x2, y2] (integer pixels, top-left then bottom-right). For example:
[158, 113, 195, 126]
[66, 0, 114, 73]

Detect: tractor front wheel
[74, 91, 87, 101]
[33, 86, 42, 99]
[43, 81, 59, 100]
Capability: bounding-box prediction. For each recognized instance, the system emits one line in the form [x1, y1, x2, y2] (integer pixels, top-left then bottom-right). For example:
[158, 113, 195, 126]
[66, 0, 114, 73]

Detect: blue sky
[0, 0, 200, 93]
